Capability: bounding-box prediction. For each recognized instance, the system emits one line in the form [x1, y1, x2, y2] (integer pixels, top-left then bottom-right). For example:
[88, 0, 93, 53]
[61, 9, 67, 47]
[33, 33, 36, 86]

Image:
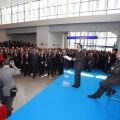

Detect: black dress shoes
[72, 85, 79, 88]
[87, 94, 97, 99]
[105, 89, 116, 96]
[33, 76, 35, 79]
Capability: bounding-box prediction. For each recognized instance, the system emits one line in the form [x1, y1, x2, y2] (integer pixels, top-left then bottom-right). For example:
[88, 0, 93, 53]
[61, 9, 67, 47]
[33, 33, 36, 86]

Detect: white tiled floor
[12, 73, 58, 113]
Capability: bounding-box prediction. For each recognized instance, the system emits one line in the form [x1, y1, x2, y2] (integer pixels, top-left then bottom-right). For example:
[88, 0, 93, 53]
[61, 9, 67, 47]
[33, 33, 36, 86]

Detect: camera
[9, 61, 14, 68]
[9, 64, 13, 68]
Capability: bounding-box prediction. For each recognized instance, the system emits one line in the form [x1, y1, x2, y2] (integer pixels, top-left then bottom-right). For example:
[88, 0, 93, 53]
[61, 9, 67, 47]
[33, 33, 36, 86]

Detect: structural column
[37, 26, 49, 48]
[117, 33, 120, 50]
[37, 26, 64, 48]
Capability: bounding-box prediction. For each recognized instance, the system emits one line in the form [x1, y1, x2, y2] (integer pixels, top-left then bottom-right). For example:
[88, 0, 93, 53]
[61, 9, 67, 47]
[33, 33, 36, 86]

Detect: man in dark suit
[53, 50, 58, 75]
[31, 49, 38, 79]
[72, 44, 85, 88]
[88, 50, 120, 99]
[86, 52, 95, 72]
[46, 50, 54, 78]
[23, 50, 29, 76]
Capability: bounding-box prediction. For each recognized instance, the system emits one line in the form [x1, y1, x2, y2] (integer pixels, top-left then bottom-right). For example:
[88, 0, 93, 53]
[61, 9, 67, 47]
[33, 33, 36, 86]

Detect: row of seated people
[0, 40, 36, 48]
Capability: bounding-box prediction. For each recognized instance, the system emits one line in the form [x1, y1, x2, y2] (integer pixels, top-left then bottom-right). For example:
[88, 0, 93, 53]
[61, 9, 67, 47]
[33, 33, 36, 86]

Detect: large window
[31, 1, 40, 21]
[0, 0, 120, 24]
[48, 7, 57, 19]
[108, 0, 120, 10]
[12, 6, 17, 23]
[80, 1, 93, 13]
[0, 8, 5, 24]
[106, 38, 116, 46]
[48, 0, 57, 19]
[25, 3, 30, 22]
[93, 0, 107, 15]
[58, 0, 67, 18]
[0, 9, 2, 25]
[6, 7, 12, 24]
[40, 0, 48, 20]
[68, 32, 117, 51]
[18, 4, 25, 22]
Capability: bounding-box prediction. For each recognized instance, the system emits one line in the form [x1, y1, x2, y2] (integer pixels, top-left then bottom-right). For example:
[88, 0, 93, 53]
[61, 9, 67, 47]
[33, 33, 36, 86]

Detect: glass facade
[0, 0, 120, 25]
[67, 32, 117, 51]
[0, 8, 4, 24]
[0, 0, 119, 51]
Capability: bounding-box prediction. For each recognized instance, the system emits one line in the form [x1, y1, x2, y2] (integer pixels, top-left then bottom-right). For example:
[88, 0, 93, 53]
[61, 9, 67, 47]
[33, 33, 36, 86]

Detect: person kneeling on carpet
[88, 49, 120, 99]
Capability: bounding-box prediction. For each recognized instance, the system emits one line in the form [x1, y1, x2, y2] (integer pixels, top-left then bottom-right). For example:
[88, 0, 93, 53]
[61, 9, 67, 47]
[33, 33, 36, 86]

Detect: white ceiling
[0, 0, 33, 8]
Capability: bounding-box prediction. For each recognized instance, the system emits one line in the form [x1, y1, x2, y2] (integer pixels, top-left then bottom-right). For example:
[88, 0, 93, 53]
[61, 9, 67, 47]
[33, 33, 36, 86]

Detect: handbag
[10, 87, 17, 97]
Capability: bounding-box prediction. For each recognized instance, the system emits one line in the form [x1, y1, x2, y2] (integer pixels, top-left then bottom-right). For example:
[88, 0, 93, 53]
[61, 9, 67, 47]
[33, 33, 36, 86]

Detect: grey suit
[0, 65, 21, 116]
[74, 50, 85, 86]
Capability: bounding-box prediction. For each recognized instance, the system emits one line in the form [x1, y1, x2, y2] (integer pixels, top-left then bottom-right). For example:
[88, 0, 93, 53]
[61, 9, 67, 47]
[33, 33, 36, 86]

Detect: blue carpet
[8, 69, 120, 120]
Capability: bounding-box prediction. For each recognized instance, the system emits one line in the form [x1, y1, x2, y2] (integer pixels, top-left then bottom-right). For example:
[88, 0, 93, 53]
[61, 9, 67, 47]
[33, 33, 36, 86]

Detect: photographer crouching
[0, 58, 21, 117]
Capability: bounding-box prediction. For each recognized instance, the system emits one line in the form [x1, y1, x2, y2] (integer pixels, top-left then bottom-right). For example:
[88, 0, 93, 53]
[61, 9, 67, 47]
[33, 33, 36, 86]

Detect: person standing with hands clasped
[0, 58, 21, 117]
[72, 44, 85, 88]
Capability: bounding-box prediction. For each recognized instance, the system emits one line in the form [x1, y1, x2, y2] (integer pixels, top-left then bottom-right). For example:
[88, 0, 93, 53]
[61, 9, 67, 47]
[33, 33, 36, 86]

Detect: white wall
[48, 32, 64, 48]
[0, 30, 9, 42]
[10, 34, 36, 44]
[3, 21, 120, 36]
[49, 22, 120, 32]
[37, 26, 49, 48]
[0, 30, 5, 42]
[5, 27, 36, 34]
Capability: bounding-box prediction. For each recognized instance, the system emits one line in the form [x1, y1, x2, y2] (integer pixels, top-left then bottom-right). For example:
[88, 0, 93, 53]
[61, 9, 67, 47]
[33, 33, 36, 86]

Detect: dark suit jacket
[74, 50, 85, 70]
[106, 60, 120, 85]
[23, 54, 29, 65]
[38, 54, 46, 66]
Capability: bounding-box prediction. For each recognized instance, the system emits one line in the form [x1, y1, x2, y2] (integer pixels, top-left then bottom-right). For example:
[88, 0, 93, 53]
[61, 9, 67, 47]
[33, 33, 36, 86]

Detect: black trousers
[47, 64, 53, 76]
[39, 64, 45, 76]
[74, 69, 81, 86]
[24, 64, 29, 76]
[4, 96, 14, 117]
[94, 80, 112, 98]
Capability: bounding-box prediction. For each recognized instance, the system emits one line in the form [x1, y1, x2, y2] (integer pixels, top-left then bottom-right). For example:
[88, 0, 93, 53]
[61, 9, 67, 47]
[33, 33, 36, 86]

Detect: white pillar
[48, 32, 64, 48]
[37, 26, 49, 48]
[64, 33, 68, 48]
[37, 26, 64, 48]
[0, 30, 6, 42]
[117, 33, 120, 50]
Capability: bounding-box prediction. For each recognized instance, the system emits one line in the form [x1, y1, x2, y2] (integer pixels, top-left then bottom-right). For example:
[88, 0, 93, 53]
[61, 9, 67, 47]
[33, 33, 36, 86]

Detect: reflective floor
[12, 73, 57, 113]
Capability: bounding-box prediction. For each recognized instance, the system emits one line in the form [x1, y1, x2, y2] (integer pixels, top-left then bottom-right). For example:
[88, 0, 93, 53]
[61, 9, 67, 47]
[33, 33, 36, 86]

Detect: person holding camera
[0, 59, 21, 117]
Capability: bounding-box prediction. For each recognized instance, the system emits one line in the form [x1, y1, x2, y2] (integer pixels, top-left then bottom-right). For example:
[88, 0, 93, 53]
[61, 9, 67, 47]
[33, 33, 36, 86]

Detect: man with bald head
[88, 49, 120, 99]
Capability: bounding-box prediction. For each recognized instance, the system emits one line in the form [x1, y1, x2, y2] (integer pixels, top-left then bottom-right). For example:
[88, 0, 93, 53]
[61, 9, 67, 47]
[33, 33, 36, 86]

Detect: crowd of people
[0, 40, 118, 78]
[0, 40, 36, 48]
[0, 40, 118, 119]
